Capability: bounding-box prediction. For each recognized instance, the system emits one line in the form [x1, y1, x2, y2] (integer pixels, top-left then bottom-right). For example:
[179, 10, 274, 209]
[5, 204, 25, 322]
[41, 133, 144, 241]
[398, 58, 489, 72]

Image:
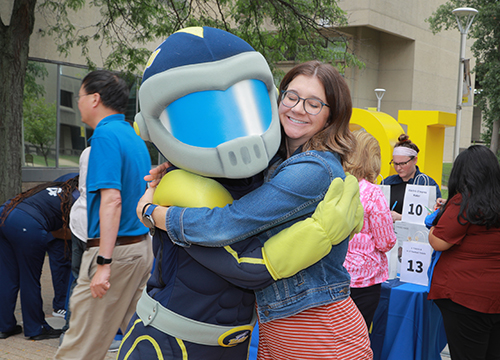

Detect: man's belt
[136, 288, 256, 347]
[86, 234, 147, 249]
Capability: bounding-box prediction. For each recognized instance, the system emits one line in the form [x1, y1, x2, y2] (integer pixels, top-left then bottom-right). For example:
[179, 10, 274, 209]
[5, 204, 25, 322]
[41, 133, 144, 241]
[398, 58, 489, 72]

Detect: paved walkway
[1, 256, 451, 360]
[0, 256, 116, 360]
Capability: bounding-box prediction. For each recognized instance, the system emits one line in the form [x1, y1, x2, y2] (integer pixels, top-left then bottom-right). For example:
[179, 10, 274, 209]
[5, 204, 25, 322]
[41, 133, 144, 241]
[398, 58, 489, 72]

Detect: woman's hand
[136, 186, 156, 225]
[145, 161, 172, 188]
[391, 210, 402, 223]
[434, 198, 446, 211]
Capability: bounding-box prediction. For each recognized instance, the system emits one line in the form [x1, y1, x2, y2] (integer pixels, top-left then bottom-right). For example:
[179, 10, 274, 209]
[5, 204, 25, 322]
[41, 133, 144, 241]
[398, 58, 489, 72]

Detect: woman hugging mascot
[118, 26, 363, 360]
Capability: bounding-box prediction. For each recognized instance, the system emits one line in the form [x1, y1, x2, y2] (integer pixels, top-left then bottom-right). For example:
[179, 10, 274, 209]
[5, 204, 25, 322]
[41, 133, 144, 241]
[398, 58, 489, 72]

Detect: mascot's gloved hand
[262, 174, 364, 280]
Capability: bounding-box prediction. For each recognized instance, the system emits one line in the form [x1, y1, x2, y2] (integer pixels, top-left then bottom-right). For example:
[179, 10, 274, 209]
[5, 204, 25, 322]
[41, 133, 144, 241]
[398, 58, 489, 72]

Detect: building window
[60, 89, 73, 108]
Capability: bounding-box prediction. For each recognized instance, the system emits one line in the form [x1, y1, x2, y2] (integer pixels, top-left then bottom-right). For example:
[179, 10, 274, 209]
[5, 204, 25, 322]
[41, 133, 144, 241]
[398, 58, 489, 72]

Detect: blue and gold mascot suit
[118, 26, 363, 360]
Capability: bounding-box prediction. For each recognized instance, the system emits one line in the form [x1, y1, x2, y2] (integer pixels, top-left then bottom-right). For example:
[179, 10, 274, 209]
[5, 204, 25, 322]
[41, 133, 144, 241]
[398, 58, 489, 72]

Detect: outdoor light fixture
[452, 7, 478, 160]
[375, 88, 386, 112]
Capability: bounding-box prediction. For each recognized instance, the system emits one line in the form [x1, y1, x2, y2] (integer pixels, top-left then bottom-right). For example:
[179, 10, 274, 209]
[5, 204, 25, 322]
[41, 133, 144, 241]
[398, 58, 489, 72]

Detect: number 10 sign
[400, 241, 432, 286]
[401, 184, 436, 225]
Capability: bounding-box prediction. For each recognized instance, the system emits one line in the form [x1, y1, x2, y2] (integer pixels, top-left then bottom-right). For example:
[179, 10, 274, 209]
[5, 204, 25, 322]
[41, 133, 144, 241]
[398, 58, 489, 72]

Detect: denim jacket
[165, 150, 351, 322]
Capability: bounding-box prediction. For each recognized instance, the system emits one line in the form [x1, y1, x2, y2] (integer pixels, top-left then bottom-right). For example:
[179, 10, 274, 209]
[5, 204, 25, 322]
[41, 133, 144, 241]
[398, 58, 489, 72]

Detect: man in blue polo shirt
[56, 70, 153, 360]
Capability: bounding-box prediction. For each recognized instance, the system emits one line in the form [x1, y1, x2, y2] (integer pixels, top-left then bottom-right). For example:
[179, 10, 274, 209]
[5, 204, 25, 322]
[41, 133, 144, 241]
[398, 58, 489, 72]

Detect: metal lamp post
[452, 7, 478, 160]
[375, 88, 386, 112]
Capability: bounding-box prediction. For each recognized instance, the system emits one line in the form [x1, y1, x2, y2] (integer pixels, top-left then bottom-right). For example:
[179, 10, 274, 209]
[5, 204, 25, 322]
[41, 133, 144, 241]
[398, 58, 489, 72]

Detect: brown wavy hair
[0, 176, 79, 235]
[277, 60, 355, 164]
[344, 130, 381, 183]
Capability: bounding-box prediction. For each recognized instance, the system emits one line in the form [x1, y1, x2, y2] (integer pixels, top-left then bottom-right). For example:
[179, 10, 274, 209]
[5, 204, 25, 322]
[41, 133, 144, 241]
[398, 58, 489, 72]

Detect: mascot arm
[184, 240, 275, 290]
[154, 170, 363, 284]
[262, 175, 364, 280]
[186, 176, 363, 286]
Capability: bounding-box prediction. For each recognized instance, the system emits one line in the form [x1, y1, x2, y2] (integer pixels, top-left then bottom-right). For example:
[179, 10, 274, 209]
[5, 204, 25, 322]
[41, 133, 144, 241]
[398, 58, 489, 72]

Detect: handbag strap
[414, 173, 430, 186]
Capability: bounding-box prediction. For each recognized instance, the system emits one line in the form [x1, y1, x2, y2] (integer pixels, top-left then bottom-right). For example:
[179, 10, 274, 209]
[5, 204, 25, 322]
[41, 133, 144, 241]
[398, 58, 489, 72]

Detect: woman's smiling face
[279, 75, 330, 155]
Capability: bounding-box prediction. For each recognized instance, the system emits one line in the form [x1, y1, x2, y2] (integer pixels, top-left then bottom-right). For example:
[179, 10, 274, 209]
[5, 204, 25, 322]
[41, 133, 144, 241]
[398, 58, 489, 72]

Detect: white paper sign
[387, 222, 430, 279]
[401, 184, 435, 225]
[400, 241, 432, 286]
[378, 184, 391, 207]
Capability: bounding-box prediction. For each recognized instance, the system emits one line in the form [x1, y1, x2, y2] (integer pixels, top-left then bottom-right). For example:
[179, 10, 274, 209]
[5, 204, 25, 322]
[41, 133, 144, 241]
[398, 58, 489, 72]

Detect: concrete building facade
[338, 0, 479, 161]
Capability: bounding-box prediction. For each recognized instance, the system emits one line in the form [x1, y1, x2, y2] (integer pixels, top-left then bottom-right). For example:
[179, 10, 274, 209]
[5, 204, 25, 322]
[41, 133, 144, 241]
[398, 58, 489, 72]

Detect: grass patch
[441, 188, 448, 200]
[28, 154, 80, 167]
[441, 163, 452, 199]
[441, 163, 452, 187]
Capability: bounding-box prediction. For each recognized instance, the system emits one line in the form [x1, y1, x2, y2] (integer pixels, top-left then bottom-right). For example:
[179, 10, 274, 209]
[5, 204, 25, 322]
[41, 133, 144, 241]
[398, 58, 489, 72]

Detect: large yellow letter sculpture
[350, 109, 456, 187]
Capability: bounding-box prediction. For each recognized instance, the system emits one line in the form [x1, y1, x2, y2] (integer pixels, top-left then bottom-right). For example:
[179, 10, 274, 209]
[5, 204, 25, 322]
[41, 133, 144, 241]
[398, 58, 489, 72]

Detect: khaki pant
[55, 238, 153, 360]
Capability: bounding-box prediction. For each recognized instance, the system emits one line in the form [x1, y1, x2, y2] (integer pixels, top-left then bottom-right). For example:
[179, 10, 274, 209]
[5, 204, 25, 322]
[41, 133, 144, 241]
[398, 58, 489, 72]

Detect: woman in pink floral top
[344, 131, 397, 328]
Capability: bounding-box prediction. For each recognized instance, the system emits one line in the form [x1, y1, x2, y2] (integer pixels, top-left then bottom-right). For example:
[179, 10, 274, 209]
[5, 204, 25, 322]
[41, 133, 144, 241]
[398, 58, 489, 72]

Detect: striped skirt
[257, 297, 373, 359]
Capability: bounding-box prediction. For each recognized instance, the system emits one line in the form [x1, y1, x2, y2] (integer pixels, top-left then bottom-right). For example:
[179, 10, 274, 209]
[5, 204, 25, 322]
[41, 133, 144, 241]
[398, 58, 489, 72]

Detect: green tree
[23, 98, 57, 166]
[24, 61, 48, 101]
[1, 0, 363, 203]
[427, 1, 500, 154]
[23, 61, 56, 167]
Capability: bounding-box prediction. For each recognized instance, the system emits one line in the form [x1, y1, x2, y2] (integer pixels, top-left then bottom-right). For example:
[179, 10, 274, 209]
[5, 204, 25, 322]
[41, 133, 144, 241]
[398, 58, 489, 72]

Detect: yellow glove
[262, 174, 364, 280]
[153, 169, 233, 208]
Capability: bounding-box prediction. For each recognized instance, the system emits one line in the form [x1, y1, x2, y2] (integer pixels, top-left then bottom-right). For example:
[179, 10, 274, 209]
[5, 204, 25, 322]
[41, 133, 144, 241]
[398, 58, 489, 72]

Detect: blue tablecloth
[370, 279, 447, 360]
[249, 321, 258, 360]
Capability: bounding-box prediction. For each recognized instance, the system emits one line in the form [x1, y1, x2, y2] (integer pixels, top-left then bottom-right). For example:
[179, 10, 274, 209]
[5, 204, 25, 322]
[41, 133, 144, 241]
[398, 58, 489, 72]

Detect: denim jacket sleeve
[165, 151, 344, 247]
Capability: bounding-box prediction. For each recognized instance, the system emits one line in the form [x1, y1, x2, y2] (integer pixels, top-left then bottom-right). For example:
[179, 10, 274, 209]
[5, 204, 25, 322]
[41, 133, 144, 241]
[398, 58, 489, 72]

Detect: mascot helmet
[134, 26, 280, 178]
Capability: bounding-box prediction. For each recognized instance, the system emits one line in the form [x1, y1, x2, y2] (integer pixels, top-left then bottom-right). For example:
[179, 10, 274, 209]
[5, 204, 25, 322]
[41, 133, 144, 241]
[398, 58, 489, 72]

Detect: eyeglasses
[74, 93, 92, 102]
[281, 90, 330, 116]
[390, 157, 415, 167]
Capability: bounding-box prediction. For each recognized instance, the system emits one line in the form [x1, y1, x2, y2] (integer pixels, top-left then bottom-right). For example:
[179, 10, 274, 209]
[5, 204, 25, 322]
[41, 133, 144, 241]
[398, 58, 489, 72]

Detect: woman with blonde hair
[344, 130, 397, 327]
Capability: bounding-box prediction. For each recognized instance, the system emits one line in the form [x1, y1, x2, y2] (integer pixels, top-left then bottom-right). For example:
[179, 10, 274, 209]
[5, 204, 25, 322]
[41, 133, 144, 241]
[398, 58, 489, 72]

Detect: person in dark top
[428, 145, 500, 360]
[48, 172, 78, 320]
[0, 176, 78, 340]
[381, 134, 441, 222]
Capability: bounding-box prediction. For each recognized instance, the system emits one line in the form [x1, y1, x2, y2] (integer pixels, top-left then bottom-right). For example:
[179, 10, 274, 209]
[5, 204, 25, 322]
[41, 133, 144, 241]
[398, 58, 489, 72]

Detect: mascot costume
[117, 27, 363, 360]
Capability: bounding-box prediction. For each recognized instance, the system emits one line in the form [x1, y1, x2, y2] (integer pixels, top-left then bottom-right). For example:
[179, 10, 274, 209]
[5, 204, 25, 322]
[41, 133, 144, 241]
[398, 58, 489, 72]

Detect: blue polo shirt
[86, 114, 151, 239]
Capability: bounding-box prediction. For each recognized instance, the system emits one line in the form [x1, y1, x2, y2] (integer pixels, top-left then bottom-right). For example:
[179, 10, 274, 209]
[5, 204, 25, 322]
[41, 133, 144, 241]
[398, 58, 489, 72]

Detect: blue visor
[160, 79, 273, 148]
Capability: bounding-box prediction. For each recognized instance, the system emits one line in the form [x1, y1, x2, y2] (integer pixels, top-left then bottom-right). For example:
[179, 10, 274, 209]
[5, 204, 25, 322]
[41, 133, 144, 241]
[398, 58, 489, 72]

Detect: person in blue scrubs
[48, 172, 79, 319]
[0, 176, 78, 340]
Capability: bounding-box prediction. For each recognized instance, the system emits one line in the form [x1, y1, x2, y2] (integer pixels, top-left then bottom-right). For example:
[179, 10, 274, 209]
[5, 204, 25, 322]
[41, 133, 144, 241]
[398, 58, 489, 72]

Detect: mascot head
[134, 26, 280, 178]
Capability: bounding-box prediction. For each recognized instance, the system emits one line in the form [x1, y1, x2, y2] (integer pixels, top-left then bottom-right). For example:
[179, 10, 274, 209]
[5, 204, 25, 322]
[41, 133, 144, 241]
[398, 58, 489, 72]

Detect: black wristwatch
[142, 203, 158, 229]
[96, 255, 112, 265]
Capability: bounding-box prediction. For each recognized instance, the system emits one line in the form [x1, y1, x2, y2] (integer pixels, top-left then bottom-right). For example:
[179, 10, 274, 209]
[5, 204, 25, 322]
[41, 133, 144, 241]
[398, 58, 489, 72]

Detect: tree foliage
[427, 1, 500, 150]
[23, 62, 56, 167]
[38, 0, 364, 76]
[1, 0, 363, 203]
[24, 99, 57, 166]
[24, 61, 48, 101]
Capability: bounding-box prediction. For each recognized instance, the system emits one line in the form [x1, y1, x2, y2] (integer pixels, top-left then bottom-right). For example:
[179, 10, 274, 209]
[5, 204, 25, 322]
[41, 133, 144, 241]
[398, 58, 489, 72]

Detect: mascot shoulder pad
[153, 169, 233, 209]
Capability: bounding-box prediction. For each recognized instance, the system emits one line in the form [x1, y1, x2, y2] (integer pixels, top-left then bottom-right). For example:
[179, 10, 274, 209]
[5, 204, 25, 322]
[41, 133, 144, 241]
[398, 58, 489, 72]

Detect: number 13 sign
[400, 241, 432, 286]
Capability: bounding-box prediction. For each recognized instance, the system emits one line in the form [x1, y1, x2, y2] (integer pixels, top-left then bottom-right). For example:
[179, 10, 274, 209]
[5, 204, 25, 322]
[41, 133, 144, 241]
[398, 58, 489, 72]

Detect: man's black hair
[81, 70, 129, 113]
